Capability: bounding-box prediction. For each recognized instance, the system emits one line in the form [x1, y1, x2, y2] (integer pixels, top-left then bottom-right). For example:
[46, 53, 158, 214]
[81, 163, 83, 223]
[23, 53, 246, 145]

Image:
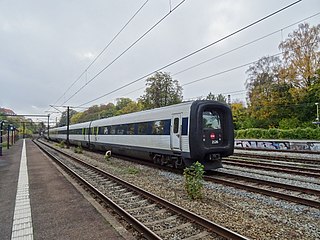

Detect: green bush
[183, 161, 205, 200]
[265, 128, 279, 139]
[235, 127, 320, 140]
[279, 118, 300, 129]
[58, 141, 65, 148]
[74, 145, 83, 154]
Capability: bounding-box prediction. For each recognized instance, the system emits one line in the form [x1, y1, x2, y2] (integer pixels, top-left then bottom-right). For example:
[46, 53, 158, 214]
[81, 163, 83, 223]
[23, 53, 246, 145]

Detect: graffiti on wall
[235, 140, 320, 152]
[290, 142, 320, 151]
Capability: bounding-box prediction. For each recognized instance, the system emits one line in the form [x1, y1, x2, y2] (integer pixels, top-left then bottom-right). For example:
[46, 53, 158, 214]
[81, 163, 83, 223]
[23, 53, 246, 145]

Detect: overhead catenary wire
[82, 38, 319, 108]
[52, 0, 149, 107]
[62, 0, 186, 106]
[172, 11, 320, 77]
[101, 12, 320, 103]
[76, 0, 303, 108]
[182, 39, 319, 87]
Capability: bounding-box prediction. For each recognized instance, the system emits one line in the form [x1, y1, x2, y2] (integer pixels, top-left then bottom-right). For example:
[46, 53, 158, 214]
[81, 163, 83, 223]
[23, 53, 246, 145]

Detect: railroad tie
[127, 203, 157, 212]
[135, 208, 167, 218]
[181, 231, 211, 240]
[155, 222, 192, 235]
[144, 215, 178, 226]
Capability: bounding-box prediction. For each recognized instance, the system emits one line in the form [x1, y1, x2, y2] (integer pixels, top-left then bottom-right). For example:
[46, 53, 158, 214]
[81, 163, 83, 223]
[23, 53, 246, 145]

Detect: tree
[206, 92, 227, 103]
[231, 101, 249, 129]
[115, 98, 142, 115]
[58, 109, 77, 127]
[70, 112, 83, 124]
[245, 55, 284, 126]
[99, 103, 116, 118]
[279, 23, 320, 89]
[299, 68, 320, 123]
[244, 23, 320, 128]
[70, 103, 116, 123]
[115, 98, 134, 112]
[278, 23, 320, 124]
[139, 72, 183, 109]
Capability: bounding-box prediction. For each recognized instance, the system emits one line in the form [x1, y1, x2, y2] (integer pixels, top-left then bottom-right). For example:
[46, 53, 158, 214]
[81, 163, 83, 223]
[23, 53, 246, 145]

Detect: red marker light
[210, 133, 216, 139]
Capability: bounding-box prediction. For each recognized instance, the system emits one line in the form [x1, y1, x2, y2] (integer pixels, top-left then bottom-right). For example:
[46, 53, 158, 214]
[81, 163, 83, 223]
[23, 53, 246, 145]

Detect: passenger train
[47, 100, 234, 170]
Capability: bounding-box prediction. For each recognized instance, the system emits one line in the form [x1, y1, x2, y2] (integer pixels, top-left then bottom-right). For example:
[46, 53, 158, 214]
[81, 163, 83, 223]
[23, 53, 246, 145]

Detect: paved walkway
[0, 139, 132, 240]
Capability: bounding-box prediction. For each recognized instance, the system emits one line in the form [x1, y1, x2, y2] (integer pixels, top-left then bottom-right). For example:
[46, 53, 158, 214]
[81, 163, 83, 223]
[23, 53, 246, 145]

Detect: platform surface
[0, 139, 129, 240]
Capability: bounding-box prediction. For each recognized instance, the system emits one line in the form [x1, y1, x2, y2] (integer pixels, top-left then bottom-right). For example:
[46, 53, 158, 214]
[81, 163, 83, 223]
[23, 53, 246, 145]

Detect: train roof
[90, 101, 195, 126]
[50, 100, 228, 130]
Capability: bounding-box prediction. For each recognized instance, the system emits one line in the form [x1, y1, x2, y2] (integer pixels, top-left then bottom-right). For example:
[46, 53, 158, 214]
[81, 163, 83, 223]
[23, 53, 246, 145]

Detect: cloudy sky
[1, 0, 319, 122]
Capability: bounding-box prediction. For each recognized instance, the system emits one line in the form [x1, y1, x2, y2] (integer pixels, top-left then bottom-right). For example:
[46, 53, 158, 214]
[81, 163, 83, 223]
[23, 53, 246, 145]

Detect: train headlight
[210, 133, 216, 140]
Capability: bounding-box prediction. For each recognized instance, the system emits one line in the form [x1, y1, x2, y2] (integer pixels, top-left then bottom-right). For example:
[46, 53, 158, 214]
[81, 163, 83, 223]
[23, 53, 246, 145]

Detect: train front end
[188, 100, 234, 170]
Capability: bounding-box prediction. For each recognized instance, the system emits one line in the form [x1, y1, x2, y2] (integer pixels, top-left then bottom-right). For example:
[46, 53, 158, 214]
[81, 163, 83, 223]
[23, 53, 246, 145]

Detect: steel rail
[35, 140, 249, 240]
[227, 155, 320, 169]
[225, 157, 320, 173]
[212, 172, 320, 196]
[204, 174, 320, 209]
[234, 147, 320, 155]
[34, 140, 161, 240]
[234, 152, 320, 164]
[223, 159, 320, 178]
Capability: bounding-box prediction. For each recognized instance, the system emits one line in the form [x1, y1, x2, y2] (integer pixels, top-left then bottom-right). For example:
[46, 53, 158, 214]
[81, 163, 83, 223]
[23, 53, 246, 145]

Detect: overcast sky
[1, 0, 319, 122]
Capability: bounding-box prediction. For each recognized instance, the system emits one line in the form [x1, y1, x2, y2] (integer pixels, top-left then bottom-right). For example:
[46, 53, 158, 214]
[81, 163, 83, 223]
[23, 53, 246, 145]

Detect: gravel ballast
[49, 143, 320, 240]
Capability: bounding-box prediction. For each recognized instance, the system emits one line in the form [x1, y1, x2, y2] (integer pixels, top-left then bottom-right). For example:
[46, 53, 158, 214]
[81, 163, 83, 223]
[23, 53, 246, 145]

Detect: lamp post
[316, 103, 319, 127]
[0, 120, 7, 156]
[11, 125, 15, 146]
[7, 124, 11, 149]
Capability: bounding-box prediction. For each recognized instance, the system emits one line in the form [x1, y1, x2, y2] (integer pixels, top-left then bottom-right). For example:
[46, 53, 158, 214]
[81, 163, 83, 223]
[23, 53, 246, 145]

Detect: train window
[138, 122, 148, 135]
[173, 118, 179, 133]
[110, 126, 116, 135]
[103, 127, 109, 135]
[127, 124, 135, 135]
[182, 118, 188, 135]
[203, 111, 221, 129]
[116, 125, 126, 135]
[152, 121, 164, 135]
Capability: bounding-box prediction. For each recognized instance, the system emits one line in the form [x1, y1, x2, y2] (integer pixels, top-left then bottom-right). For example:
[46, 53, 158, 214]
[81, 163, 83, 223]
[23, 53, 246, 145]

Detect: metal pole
[11, 127, 14, 146]
[66, 106, 70, 149]
[0, 121, 3, 156]
[47, 114, 50, 139]
[23, 122, 26, 139]
[316, 103, 319, 128]
[7, 125, 10, 149]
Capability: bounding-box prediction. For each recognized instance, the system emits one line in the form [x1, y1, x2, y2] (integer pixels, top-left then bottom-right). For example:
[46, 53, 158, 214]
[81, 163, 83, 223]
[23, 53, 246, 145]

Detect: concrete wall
[235, 139, 320, 152]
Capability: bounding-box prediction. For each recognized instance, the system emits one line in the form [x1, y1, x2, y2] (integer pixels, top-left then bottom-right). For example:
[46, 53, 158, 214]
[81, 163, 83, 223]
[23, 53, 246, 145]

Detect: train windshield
[203, 111, 221, 129]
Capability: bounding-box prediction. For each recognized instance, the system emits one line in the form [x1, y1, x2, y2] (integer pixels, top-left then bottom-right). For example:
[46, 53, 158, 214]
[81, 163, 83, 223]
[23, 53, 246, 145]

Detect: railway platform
[0, 139, 132, 240]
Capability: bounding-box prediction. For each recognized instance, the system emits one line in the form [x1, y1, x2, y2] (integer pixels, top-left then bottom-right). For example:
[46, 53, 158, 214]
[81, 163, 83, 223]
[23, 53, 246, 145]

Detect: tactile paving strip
[11, 139, 33, 240]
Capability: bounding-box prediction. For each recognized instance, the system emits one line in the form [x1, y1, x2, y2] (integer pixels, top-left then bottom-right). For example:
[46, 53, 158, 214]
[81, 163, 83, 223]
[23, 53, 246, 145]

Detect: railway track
[223, 156, 320, 178]
[106, 154, 320, 208]
[205, 171, 320, 209]
[98, 149, 320, 208]
[233, 152, 320, 165]
[34, 140, 249, 240]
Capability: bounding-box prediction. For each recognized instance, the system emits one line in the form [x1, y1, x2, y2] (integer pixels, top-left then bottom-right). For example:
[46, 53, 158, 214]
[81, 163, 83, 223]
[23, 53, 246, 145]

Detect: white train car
[48, 100, 234, 170]
[48, 122, 91, 144]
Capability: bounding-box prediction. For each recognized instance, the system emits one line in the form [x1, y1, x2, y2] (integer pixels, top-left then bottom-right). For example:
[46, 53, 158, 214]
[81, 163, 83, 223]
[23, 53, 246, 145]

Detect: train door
[93, 127, 98, 142]
[171, 113, 181, 150]
[82, 128, 86, 141]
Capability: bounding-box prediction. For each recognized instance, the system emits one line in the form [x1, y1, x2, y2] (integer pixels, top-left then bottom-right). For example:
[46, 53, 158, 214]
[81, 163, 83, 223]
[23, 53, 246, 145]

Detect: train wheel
[174, 158, 185, 169]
